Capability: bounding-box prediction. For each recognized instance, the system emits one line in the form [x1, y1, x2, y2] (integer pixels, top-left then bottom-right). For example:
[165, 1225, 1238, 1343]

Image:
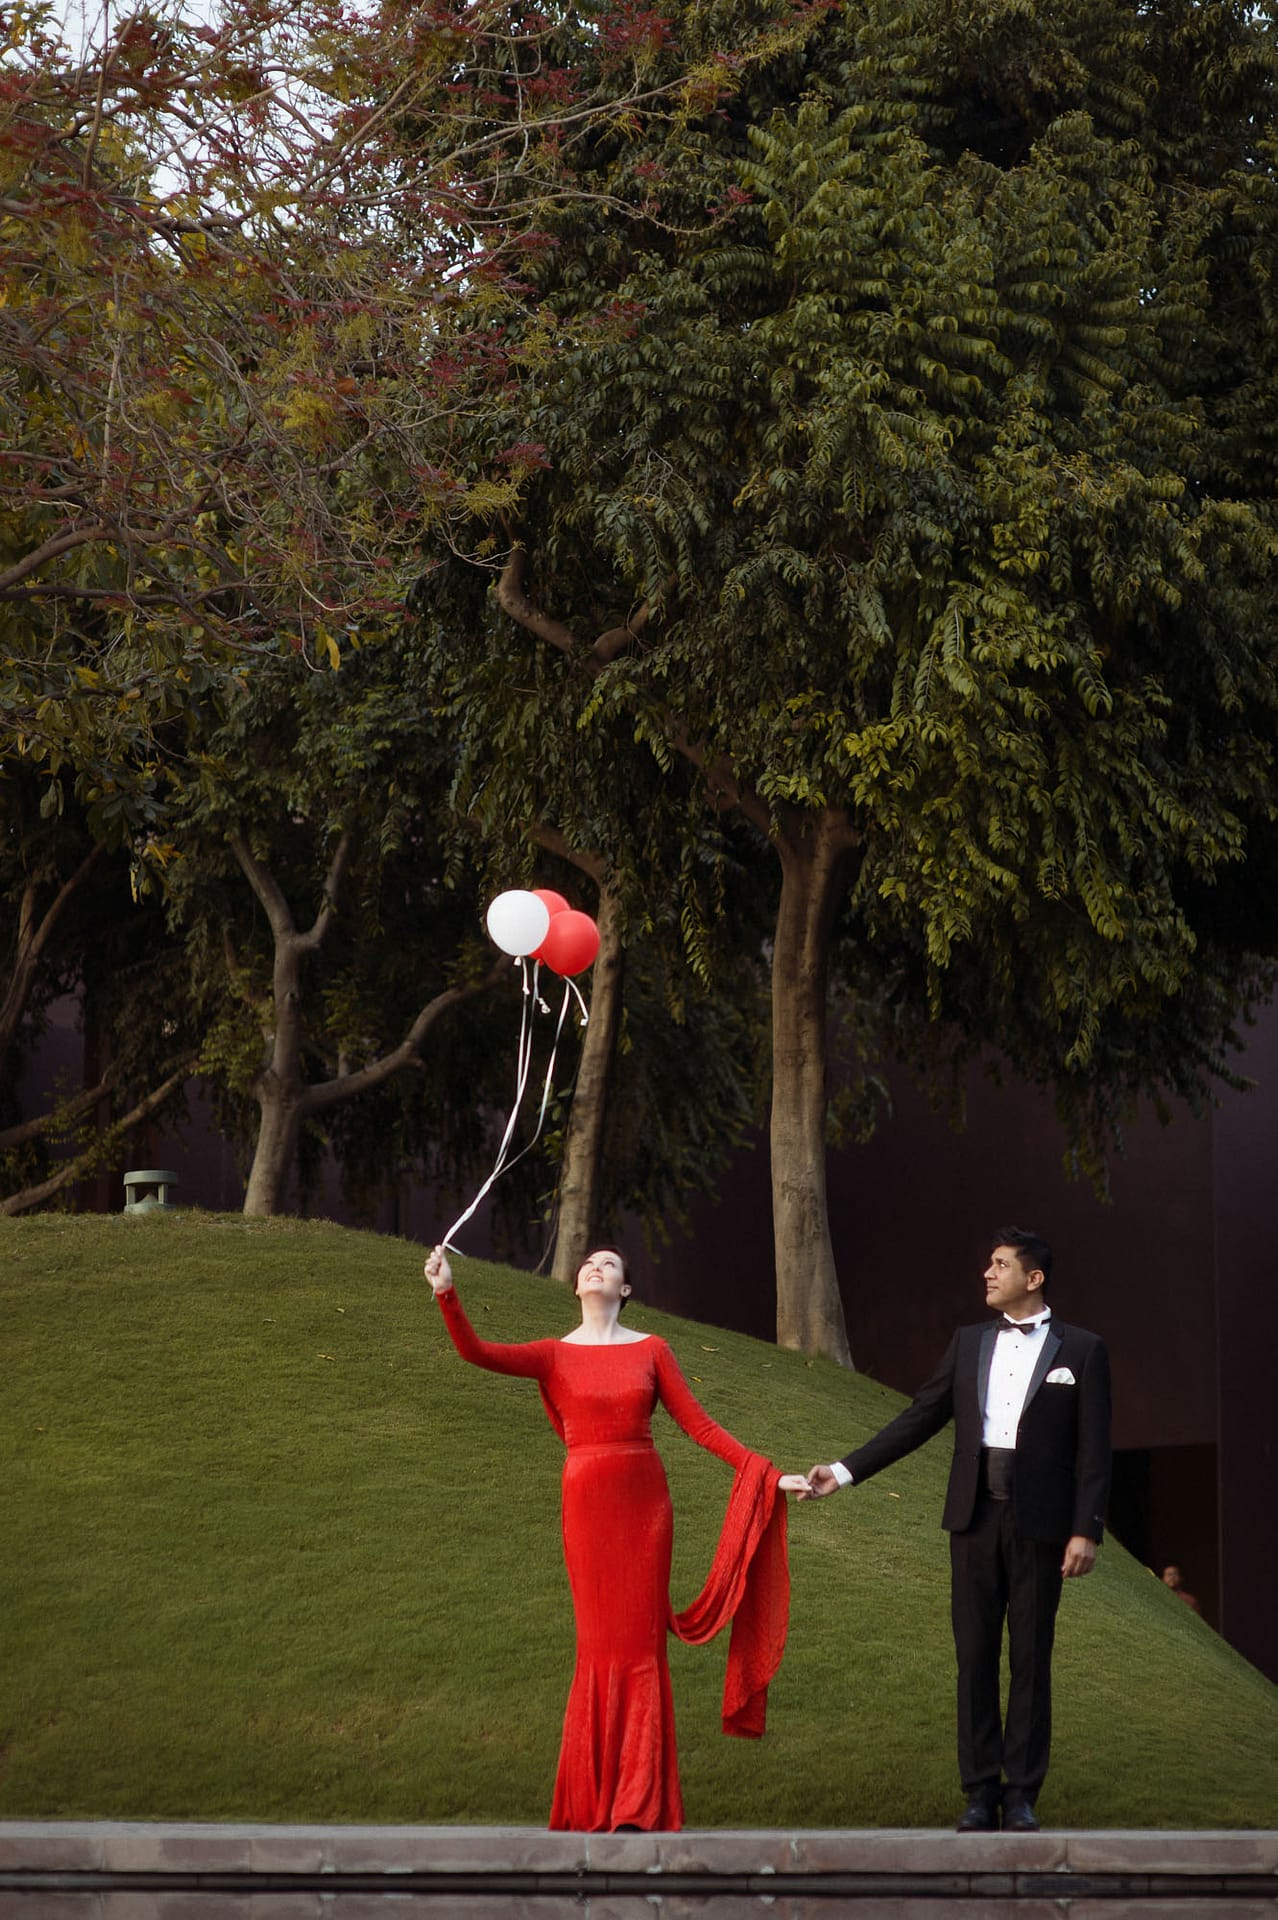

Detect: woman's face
[575, 1248, 629, 1304]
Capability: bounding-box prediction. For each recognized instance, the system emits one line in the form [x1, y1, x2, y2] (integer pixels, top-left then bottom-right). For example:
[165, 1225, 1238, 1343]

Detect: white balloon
[485, 889, 551, 957]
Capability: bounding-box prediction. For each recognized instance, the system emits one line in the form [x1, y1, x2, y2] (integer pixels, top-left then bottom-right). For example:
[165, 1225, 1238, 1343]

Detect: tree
[409, 540, 776, 1282]
[2, 0, 747, 785]
[155, 636, 767, 1236]
[417, 0, 1278, 1361]
[154, 642, 527, 1218]
[3, 0, 798, 1219]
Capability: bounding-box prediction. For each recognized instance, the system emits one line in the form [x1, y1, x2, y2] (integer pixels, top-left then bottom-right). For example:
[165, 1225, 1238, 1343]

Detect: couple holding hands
[425, 1225, 1110, 1834]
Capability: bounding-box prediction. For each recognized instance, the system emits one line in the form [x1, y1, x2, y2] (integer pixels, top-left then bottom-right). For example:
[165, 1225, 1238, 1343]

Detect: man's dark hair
[992, 1226, 1053, 1287]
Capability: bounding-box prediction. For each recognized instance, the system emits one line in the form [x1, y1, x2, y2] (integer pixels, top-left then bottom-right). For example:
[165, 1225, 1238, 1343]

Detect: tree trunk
[770, 808, 860, 1365]
[552, 882, 625, 1285]
[229, 829, 505, 1219]
[242, 1074, 305, 1217]
[231, 828, 341, 1220]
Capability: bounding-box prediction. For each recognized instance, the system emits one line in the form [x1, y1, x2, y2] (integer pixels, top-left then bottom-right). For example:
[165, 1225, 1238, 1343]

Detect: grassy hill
[2, 1212, 1274, 1828]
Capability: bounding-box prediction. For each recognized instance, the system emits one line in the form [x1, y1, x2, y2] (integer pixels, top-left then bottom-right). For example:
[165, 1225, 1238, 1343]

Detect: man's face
[984, 1244, 1044, 1317]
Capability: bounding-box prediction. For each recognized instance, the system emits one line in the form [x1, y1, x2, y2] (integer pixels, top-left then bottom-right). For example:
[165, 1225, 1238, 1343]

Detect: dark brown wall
[633, 1055, 1220, 1452]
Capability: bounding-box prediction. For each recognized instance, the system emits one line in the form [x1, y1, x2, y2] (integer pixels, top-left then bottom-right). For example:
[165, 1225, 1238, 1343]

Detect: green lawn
[2, 1211, 1274, 1827]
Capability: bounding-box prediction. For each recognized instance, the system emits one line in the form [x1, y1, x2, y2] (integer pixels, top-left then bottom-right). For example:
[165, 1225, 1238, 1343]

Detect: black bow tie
[1002, 1317, 1040, 1334]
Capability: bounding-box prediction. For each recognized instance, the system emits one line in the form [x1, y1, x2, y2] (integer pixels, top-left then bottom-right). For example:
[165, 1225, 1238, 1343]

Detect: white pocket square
[1045, 1366, 1076, 1386]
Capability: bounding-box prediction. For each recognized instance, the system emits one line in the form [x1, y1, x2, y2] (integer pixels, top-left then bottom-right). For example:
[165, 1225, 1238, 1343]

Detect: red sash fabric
[671, 1451, 790, 1738]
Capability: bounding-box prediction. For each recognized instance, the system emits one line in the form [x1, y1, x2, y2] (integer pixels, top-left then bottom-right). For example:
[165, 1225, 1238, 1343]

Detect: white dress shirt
[982, 1307, 1052, 1448]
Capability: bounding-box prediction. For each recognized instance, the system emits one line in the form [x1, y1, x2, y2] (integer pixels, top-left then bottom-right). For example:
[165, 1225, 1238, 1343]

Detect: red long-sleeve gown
[436, 1286, 789, 1832]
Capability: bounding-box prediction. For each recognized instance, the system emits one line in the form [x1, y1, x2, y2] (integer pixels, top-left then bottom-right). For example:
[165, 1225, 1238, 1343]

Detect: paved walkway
[1, 1824, 1276, 1915]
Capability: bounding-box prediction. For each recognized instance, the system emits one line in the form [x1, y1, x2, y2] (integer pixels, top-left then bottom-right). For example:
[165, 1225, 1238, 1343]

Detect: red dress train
[437, 1286, 789, 1832]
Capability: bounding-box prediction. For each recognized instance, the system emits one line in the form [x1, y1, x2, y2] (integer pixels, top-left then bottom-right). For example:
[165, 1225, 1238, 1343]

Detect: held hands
[1061, 1534, 1097, 1578]
[777, 1473, 814, 1495]
[796, 1463, 842, 1500]
[424, 1246, 454, 1296]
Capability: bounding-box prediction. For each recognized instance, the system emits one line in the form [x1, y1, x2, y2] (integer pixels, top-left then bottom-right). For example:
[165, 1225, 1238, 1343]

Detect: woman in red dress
[425, 1243, 809, 1832]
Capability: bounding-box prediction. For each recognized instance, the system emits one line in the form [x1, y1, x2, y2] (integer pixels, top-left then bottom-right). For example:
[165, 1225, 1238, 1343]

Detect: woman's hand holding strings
[425, 1247, 454, 1295]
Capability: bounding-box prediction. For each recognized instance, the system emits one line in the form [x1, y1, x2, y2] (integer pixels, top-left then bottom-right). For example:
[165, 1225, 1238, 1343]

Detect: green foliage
[408, 562, 779, 1244]
[2, 0, 728, 791]
[422, 0, 1278, 1177]
[2, 1214, 1275, 1825]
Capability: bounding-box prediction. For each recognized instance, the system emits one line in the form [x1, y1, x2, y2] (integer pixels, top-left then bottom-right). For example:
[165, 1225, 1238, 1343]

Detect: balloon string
[493, 976, 575, 1187]
[439, 957, 539, 1253]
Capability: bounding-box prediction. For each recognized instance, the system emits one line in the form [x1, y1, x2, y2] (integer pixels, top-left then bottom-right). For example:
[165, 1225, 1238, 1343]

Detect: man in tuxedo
[803, 1227, 1111, 1832]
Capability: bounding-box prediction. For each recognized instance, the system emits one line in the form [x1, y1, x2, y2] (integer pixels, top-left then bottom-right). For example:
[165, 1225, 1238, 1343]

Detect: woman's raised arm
[425, 1249, 554, 1382]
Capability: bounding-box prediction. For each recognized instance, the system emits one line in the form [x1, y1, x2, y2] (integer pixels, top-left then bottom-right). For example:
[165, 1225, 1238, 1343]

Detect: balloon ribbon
[439, 959, 587, 1254]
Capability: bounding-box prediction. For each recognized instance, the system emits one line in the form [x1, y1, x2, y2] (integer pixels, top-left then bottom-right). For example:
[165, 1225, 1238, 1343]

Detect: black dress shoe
[955, 1788, 999, 1832]
[1001, 1790, 1040, 1832]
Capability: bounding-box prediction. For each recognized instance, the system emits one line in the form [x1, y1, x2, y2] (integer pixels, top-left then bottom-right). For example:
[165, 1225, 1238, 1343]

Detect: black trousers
[949, 1489, 1064, 1794]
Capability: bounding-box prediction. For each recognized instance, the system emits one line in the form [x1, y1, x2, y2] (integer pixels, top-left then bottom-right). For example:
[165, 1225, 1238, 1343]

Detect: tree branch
[529, 823, 606, 887]
[0, 525, 114, 594]
[0, 1068, 115, 1152]
[495, 544, 774, 834]
[669, 725, 774, 838]
[594, 590, 666, 661]
[295, 830, 356, 954]
[495, 549, 664, 665]
[302, 958, 508, 1117]
[0, 1056, 195, 1216]
[0, 846, 103, 1064]
[228, 830, 298, 945]
[495, 547, 579, 653]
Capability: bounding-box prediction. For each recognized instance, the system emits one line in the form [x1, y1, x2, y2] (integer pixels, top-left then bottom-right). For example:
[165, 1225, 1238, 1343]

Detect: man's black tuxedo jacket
[841, 1319, 1112, 1544]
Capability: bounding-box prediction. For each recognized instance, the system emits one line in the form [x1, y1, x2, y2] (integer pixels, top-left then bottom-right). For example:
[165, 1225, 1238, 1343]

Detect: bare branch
[668, 725, 774, 838]
[496, 549, 580, 654]
[0, 1057, 195, 1216]
[529, 823, 607, 887]
[498, 542, 775, 837]
[594, 591, 667, 662]
[0, 526, 115, 595]
[228, 831, 297, 945]
[0, 1068, 115, 1152]
[0, 847, 103, 1063]
[295, 830, 356, 954]
[302, 957, 508, 1116]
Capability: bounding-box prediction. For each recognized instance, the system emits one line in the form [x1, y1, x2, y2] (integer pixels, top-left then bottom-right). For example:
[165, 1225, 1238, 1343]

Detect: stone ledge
[0, 1822, 1274, 1895]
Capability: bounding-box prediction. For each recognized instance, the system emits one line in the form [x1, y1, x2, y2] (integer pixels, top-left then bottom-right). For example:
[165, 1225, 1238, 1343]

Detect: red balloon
[538, 909, 600, 977]
[532, 888, 571, 920]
